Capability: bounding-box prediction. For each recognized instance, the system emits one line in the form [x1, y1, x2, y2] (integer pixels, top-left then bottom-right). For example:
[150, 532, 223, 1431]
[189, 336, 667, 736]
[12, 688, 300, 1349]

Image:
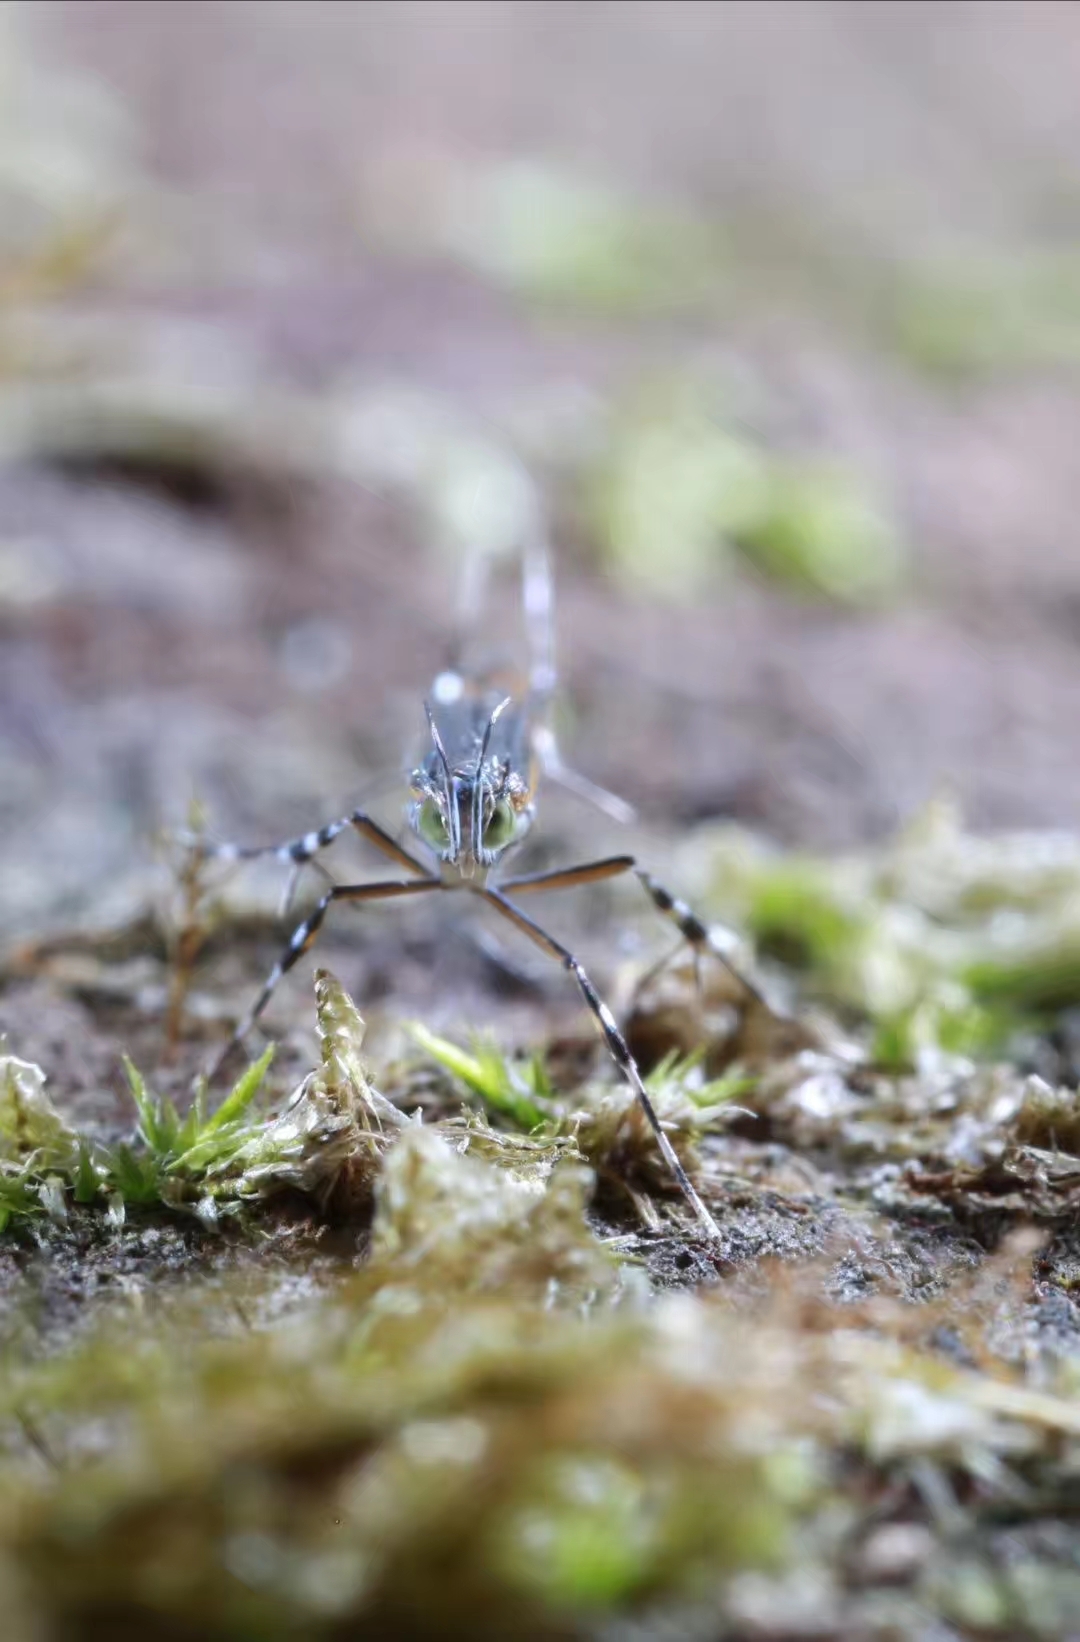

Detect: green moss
[892, 251, 1080, 379]
[410, 1025, 553, 1131]
[0, 1161, 44, 1233]
[491, 1454, 653, 1606]
[435, 163, 731, 317]
[0, 1103, 828, 1637]
[746, 863, 869, 980]
[488, 1447, 787, 1610]
[870, 997, 1019, 1071]
[1, 1193, 1077, 1640]
[584, 381, 905, 608]
[694, 804, 1080, 1047]
[963, 945, 1080, 1012]
[736, 461, 904, 605]
[583, 390, 767, 600]
[0, 1047, 280, 1228]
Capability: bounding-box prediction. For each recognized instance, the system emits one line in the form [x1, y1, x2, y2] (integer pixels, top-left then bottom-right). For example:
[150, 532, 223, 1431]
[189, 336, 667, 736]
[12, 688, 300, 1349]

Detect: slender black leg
[205, 876, 441, 1083]
[480, 886, 721, 1240]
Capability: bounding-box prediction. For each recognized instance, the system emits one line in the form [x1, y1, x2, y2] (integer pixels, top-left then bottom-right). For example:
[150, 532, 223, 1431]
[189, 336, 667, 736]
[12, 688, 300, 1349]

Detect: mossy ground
[4, 810, 1080, 1640]
[5, 6, 1080, 1637]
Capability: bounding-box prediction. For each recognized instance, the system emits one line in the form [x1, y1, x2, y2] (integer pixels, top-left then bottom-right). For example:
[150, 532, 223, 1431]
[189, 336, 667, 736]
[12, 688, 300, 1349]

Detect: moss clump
[1011, 1076, 1080, 1156]
[8, 816, 1080, 1639]
[397, 160, 731, 318]
[2, 1188, 1079, 1640]
[0, 972, 401, 1232]
[688, 799, 1080, 1039]
[583, 379, 905, 608]
[891, 250, 1080, 379]
[0, 1092, 815, 1640]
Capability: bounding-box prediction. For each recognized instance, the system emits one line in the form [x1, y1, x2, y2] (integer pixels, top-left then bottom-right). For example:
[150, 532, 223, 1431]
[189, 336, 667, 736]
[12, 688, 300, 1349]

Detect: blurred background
[3, 0, 1080, 1054]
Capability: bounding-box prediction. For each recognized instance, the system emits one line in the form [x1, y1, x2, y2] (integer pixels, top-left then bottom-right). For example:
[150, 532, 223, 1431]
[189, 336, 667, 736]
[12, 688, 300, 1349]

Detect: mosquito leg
[480, 887, 721, 1240]
[519, 505, 638, 826]
[522, 517, 557, 708]
[205, 876, 441, 1084]
[179, 816, 353, 871]
[499, 855, 636, 895]
[632, 869, 770, 1009]
[179, 809, 432, 879]
[346, 815, 434, 877]
[500, 853, 766, 1006]
[531, 725, 639, 827]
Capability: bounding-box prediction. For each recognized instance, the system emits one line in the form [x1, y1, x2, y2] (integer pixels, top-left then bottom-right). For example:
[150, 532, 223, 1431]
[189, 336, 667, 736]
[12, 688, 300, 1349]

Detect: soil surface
[4, 9, 1080, 1639]
[4, 1, 1080, 1067]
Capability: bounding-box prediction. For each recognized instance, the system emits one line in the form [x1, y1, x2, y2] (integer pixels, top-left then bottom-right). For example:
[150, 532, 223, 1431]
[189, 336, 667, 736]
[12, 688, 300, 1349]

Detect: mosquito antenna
[424, 701, 459, 857]
[471, 696, 512, 854]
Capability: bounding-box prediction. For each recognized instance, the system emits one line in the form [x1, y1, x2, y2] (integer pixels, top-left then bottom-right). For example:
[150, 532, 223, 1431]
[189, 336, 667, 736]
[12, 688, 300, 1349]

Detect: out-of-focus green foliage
[0, 1266, 801, 1638]
[736, 459, 905, 604]
[688, 797, 1080, 1046]
[892, 251, 1080, 379]
[367, 158, 730, 317]
[583, 380, 905, 606]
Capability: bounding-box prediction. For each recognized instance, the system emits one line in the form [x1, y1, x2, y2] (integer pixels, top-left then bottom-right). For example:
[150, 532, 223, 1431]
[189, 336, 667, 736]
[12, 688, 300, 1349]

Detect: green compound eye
[483, 800, 516, 851]
[418, 798, 449, 849]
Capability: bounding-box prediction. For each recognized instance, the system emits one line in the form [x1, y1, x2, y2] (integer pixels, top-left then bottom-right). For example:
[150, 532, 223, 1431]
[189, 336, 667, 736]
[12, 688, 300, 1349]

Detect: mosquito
[189, 494, 769, 1239]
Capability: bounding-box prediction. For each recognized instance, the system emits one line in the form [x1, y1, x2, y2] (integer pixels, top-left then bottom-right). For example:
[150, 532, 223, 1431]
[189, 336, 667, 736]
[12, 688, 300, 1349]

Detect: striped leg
[481, 887, 720, 1241]
[205, 876, 441, 1083]
[182, 815, 350, 871]
[632, 869, 769, 1009]
[181, 810, 433, 919]
[501, 856, 766, 1009]
[183, 810, 432, 878]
